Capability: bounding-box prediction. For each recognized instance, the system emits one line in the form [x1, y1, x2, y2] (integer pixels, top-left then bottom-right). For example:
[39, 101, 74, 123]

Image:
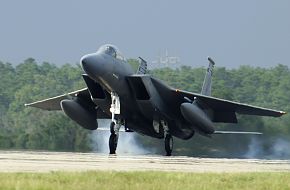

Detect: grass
[0, 171, 289, 190]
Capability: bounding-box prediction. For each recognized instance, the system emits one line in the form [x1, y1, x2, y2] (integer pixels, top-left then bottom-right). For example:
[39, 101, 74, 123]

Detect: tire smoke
[244, 136, 290, 159]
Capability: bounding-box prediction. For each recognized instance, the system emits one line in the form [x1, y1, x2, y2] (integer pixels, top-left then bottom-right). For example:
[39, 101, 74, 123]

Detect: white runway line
[0, 151, 289, 173]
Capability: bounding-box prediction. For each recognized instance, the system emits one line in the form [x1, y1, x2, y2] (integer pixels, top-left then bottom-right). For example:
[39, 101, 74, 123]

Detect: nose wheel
[109, 134, 117, 154]
[109, 92, 121, 155]
[109, 122, 118, 154]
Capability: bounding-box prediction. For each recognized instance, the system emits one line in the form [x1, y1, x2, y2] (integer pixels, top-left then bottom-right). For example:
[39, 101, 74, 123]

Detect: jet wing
[25, 88, 110, 118]
[128, 76, 285, 124]
[176, 89, 286, 117]
[25, 88, 88, 111]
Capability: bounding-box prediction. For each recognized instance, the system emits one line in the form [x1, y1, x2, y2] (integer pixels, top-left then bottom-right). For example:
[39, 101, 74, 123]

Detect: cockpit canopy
[97, 44, 125, 61]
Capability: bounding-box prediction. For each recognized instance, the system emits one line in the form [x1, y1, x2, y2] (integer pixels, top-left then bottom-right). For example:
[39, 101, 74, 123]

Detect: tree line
[0, 58, 289, 158]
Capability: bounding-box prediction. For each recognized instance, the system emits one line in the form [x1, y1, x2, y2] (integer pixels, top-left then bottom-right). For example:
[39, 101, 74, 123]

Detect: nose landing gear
[109, 92, 121, 155]
[109, 121, 121, 154]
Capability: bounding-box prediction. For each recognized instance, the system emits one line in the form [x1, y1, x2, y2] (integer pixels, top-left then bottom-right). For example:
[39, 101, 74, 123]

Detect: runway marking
[0, 151, 289, 173]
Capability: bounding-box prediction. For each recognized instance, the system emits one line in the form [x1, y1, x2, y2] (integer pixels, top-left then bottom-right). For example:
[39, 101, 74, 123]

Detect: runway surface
[0, 150, 289, 173]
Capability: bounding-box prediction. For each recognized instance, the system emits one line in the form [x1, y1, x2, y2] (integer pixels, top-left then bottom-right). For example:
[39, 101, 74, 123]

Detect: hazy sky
[0, 0, 289, 68]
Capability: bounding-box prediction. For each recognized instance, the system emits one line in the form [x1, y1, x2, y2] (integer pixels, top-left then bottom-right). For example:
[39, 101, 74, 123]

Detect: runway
[0, 150, 289, 173]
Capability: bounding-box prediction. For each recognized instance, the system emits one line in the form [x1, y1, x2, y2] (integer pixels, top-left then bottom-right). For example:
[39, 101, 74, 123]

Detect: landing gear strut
[109, 92, 121, 155]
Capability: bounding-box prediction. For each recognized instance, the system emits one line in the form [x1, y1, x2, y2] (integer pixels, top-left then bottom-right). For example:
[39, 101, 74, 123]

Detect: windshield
[97, 44, 125, 61]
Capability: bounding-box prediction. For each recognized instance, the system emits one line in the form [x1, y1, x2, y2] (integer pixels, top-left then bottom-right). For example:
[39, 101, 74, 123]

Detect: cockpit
[97, 44, 125, 61]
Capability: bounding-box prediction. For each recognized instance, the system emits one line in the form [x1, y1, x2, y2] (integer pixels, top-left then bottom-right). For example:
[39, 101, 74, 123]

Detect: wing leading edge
[25, 88, 88, 111]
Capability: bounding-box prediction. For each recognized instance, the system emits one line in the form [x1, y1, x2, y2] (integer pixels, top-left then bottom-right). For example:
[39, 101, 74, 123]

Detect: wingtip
[24, 103, 32, 107]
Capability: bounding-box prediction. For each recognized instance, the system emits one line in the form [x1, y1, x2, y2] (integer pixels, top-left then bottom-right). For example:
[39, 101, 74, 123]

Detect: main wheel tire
[165, 134, 173, 156]
[109, 134, 117, 154]
[110, 122, 115, 134]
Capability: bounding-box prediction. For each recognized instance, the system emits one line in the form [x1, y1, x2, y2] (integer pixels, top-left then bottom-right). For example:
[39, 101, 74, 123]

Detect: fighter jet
[25, 44, 286, 156]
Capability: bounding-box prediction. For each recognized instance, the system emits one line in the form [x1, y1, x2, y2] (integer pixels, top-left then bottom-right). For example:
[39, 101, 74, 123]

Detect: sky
[0, 0, 289, 68]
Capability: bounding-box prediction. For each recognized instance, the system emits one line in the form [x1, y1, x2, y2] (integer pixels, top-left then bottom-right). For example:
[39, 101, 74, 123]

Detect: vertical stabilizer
[136, 57, 147, 74]
[201, 57, 215, 96]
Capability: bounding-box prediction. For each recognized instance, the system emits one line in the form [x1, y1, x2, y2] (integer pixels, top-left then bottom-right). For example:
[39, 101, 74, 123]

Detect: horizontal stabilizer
[214, 131, 262, 135]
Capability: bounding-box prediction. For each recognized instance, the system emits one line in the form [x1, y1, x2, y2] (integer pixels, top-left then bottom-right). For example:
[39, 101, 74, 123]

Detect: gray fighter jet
[25, 44, 286, 156]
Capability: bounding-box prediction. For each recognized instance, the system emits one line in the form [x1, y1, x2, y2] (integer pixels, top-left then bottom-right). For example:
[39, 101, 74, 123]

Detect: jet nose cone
[80, 54, 98, 78]
[80, 53, 105, 79]
[80, 54, 91, 72]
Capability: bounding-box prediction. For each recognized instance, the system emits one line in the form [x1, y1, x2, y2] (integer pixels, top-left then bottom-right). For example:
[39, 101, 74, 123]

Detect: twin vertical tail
[201, 57, 215, 96]
[136, 57, 147, 74]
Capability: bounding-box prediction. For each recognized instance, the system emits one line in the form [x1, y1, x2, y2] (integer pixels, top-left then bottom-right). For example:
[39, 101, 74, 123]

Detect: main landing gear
[161, 121, 173, 156]
[109, 92, 121, 155]
[165, 134, 173, 156]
